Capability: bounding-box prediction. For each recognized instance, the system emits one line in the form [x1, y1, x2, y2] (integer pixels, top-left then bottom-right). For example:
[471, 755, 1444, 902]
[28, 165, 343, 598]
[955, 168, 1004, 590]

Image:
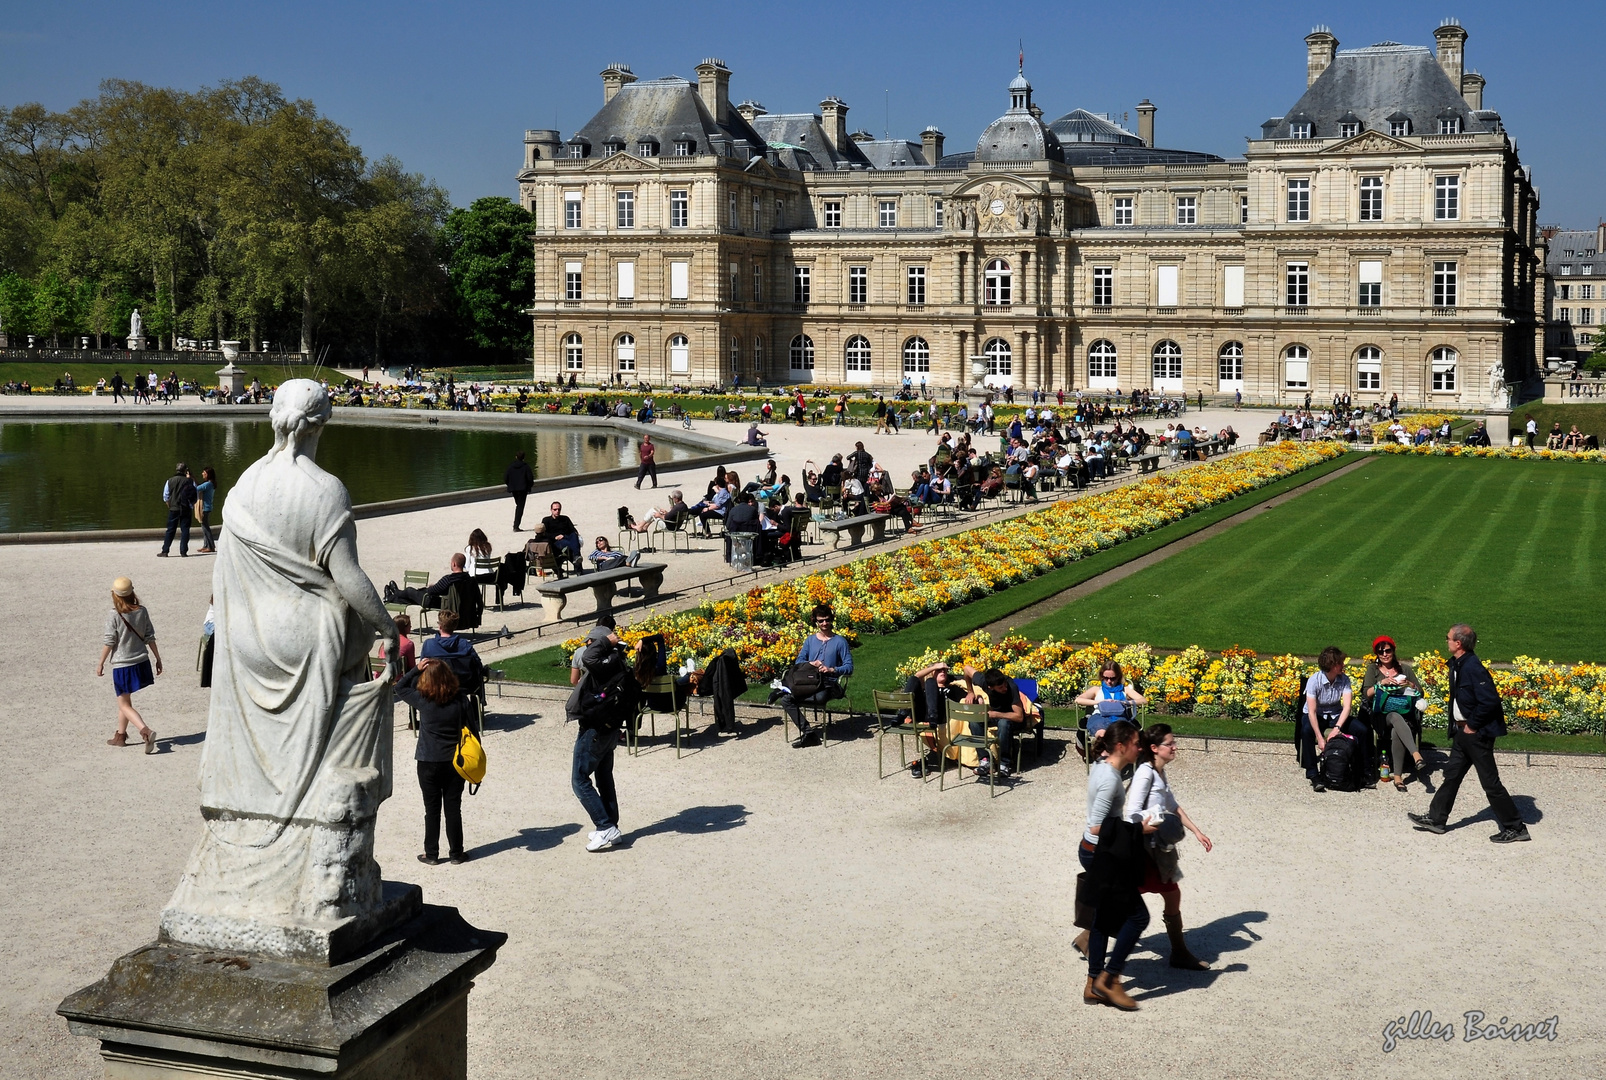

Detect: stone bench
[534, 562, 665, 623]
[1133, 453, 1163, 474]
[816, 513, 891, 549]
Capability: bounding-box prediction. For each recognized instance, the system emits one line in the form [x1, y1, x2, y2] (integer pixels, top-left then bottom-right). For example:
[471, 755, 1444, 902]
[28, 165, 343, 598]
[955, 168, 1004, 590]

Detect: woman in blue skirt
[97, 577, 163, 752]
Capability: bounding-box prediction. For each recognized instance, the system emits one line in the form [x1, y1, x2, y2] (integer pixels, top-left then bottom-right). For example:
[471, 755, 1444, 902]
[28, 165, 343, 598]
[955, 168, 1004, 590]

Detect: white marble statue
[129, 309, 142, 339]
[161, 380, 403, 959]
[1487, 361, 1510, 408]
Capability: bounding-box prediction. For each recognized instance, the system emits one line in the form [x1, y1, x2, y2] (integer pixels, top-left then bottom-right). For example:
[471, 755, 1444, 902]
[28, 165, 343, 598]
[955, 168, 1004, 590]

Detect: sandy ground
[3, 397, 1598, 1079]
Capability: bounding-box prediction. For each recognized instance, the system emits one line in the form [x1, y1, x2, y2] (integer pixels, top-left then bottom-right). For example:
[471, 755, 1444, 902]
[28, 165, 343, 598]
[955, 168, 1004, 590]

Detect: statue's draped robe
[165, 448, 391, 928]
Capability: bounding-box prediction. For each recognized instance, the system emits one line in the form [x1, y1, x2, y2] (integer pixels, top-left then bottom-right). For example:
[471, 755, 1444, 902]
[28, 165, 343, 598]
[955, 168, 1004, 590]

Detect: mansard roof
[749, 113, 873, 170]
[1264, 42, 1496, 140]
[572, 76, 767, 158]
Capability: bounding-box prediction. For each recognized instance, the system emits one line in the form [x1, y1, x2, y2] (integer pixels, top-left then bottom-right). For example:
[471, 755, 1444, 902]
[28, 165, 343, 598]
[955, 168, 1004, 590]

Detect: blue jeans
[1079, 845, 1150, 977]
[571, 726, 619, 830]
[160, 508, 191, 555]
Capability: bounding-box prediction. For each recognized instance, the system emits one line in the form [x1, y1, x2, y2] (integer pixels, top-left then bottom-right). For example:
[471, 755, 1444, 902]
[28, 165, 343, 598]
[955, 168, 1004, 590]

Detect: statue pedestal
[1484, 408, 1511, 446]
[59, 903, 503, 1080]
[216, 363, 247, 402]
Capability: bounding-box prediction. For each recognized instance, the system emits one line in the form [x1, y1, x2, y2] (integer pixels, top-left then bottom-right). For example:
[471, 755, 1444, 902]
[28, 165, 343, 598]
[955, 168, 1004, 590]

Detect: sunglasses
[1377, 646, 1394, 653]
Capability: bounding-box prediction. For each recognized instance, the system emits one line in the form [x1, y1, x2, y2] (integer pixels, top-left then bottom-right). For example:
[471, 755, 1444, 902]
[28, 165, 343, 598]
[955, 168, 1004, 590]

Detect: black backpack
[782, 662, 826, 700]
[1320, 732, 1360, 791]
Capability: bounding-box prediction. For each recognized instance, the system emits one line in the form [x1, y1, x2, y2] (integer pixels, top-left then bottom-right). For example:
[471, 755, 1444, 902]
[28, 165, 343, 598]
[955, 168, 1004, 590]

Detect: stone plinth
[1484, 408, 1511, 446]
[59, 904, 503, 1079]
[217, 363, 246, 400]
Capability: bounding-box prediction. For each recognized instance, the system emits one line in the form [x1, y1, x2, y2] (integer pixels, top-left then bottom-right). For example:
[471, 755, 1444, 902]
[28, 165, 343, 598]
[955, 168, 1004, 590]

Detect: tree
[441, 197, 534, 358]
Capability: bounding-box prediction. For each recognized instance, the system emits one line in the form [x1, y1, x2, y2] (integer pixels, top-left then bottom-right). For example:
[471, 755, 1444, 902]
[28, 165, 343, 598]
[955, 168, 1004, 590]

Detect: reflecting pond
[0, 418, 680, 533]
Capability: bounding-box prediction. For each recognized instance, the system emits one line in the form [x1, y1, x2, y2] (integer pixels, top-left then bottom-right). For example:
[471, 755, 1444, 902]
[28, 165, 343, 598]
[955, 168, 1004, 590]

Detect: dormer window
[602, 141, 623, 157]
[567, 143, 585, 159]
[1389, 119, 1410, 137]
[674, 140, 694, 156]
[1290, 122, 1312, 139]
[636, 140, 658, 157]
[1340, 122, 1359, 139]
[1437, 116, 1461, 135]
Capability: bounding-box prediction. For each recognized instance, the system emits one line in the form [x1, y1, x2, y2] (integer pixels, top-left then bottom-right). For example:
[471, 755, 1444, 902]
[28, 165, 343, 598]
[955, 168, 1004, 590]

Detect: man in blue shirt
[780, 604, 852, 748]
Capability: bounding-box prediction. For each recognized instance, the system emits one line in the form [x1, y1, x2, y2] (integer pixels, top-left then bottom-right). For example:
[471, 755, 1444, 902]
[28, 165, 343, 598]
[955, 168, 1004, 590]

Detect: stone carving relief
[1326, 131, 1414, 155]
[1050, 200, 1065, 235]
[977, 182, 1033, 235]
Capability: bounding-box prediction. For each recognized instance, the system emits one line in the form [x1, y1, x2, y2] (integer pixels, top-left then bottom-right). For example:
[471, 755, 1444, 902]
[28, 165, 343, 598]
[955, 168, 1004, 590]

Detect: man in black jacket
[158, 463, 197, 557]
[1409, 624, 1530, 842]
[504, 451, 535, 531]
[385, 554, 472, 610]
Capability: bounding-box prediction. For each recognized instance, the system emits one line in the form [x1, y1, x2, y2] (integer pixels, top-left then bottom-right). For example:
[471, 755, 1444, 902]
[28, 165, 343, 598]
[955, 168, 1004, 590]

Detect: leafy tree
[441, 197, 534, 358]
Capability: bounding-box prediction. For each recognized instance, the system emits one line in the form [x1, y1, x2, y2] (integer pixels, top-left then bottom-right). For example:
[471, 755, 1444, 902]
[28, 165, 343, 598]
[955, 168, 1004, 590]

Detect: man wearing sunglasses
[536, 501, 583, 574]
[779, 605, 851, 748]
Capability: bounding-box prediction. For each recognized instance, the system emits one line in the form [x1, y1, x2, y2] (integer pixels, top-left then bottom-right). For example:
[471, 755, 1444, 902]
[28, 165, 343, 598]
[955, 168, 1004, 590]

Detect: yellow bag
[454, 727, 486, 791]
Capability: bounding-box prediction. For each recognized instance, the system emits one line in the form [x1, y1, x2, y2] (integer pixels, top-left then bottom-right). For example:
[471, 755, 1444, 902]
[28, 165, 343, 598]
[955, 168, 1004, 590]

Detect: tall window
[1359, 176, 1383, 221]
[729, 261, 740, 301]
[728, 192, 738, 228]
[1286, 262, 1309, 307]
[1356, 346, 1381, 390]
[669, 261, 689, 301]
[564, 333, 583, 370]
[1433, 261, 1458, 307]
[615, 190, 634, 228]
[902, 337, 930, 373]
[1584, 285, 1596, 300]
[730, 335, 740, 371]
[1157, 265, 1179, 307]
[1114, 197, 1133, 226]
[1358, 260, 1382, 307]
[1559, 284, 1571, 300]
[1287, 178, 1310, 222]
[1092, 266, 1113, 307]
[1175, 197, 1196, 225]
[1582, 308, 1596, 325]
[1088, 339, 1118, 383]
[1151, 340, 1182, 382]
[789, 334, 814, 370]
[775, 199, 785, 228]
[878, 200, 897, 228]
[1284, 344, 1310, 388]
[933, 199, 944, 227]
[615, 334, 635, 372]
[616, 261, 635, 300]
[793, 266, 811, 304]
[823, 201, 842, 228]
[1559, 307, 1572, 323]
[984, 259, 1012, 306]
[752, 195, 761, 230]
[564, 192, 582, 229]
[1224, 265, 1245, 308]
[983, 337, 1012, 377]
[1431, 347, 1457, 391]
[1435, 176, 1460, 220]
[669, 334, 689, 374]
[753, 335, 764, 369]
[845, 335, 872, 374]
[1240, 195, 1249, 224]
[905, 265, 926, 306]
[670, 190, 688, 228]
[1218, 342, 1244, 386]
[848, 266, 868, 304]
[564, 260, 583, 301]
[752, 265, 763, 302]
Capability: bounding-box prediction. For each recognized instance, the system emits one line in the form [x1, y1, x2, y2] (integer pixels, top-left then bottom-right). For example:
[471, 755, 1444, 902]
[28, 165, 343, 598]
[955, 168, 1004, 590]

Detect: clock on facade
[989, 199, 1006, 216]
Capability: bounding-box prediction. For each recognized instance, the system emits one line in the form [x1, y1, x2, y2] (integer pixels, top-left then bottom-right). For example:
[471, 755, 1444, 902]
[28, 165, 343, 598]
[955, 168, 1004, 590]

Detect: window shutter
[1157, 265, 1179, 307]
[617, 262, 634, 300]
[670, 261, 689, 300]
[1224, 265, 1244, 308]
[1359, 261, 1383, 284]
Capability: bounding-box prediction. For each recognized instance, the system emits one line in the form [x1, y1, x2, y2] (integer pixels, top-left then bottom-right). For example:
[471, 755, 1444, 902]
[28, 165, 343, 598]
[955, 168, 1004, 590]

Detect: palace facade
[519, 19, 1543, 407]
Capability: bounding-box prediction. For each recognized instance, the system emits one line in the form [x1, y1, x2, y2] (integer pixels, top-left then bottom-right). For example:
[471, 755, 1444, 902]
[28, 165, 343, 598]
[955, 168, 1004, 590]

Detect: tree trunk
[301, 275, 313, 358]
[168, 265, 177, 351]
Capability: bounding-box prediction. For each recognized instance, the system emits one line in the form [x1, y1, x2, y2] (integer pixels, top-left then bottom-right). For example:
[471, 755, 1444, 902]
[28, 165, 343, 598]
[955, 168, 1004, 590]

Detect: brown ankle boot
[1092, 971, 1139, 1011]
[1083, 976, 1101, 1005]
[107, 731, 128, 747]
[1072, 929, 1090, 958]
[1163, 911, 1209, 970]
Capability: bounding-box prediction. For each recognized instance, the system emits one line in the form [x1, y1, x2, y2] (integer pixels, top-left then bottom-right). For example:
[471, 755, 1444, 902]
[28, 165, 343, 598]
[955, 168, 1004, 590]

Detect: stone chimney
[819, 97, 848, 154]
[1305, 27, 1338, 87]
[921, 126, 945, 164]
[695, 58, 732, 118]
[736, 100, 766, 123]
[1598, 222, 1605, 255]
[1434, 19, 1467, 89]
[1136, 100, 1156, 148]
[600, 63, 636, 105]
[1461, 71, 1485, 110]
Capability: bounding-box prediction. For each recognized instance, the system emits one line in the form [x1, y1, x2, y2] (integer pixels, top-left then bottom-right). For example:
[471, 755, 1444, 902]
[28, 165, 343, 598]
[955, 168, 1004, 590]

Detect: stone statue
[129, 308, 142, 339]
[160, 379, 407, 961]
[1051, 200, 1065, 234]
[1487, 360, 1509, 408]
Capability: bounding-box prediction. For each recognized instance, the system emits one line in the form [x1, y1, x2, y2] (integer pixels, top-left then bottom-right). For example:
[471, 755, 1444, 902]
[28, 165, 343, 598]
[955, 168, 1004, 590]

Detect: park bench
[1133, 453, 1162, 474]
[816, 512, 891, 550]
[534, 562, 666, 623]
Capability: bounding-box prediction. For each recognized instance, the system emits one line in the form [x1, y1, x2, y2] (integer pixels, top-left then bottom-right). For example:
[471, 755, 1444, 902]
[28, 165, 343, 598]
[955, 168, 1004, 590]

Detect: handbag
[782, 662, 826, 699]
[193, 501, 204, 523]
[1073, 871, 1097, 930]
[454, 726, 486, 793]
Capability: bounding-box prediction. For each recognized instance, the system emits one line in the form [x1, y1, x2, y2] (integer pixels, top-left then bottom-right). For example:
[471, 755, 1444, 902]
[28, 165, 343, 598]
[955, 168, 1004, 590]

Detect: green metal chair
[402, 569, 433, 629]
[781, 675, 851, 748]
[941, 699, 1000, 796]
[369, 655, 418, 735]
[634, 674, 692, 758]
[872, 689, 935, 779]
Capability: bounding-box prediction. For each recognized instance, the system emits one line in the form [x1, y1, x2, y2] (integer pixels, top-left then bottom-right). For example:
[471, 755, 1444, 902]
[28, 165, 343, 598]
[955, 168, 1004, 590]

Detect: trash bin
[727, 532, 757, 571]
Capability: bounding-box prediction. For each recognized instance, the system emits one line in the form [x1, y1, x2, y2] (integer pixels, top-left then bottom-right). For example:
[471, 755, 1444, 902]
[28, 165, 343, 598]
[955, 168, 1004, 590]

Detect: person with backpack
[778, 604, 852, 748]
[1301, 647, 1365, 792]
[419, 610, 486, 703]
[568, 625, 638, 851]
[97, 576, 162, 752]
[394, 658, 477, 865]
[1078, 720, 1155, 1011]
[158, 463, 197, 558]
[1409, 624, 1530, 843]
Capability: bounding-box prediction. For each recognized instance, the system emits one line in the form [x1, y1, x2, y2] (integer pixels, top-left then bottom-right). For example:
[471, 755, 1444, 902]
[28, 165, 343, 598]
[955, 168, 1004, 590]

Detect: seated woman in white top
[1124, 723, 1212, 971]
[463, 528, 496, 580]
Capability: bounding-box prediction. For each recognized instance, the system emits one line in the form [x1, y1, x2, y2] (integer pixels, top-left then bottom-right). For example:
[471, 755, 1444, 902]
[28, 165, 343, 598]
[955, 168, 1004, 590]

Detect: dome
[975, 71, 1063, 163]
[1009, 72, 1031, 91]
[1047, 109, 1144, 146]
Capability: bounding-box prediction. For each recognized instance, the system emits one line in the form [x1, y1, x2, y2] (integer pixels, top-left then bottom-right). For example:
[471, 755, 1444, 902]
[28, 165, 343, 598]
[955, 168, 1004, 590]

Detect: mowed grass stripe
[1019, 457, 1606, 662]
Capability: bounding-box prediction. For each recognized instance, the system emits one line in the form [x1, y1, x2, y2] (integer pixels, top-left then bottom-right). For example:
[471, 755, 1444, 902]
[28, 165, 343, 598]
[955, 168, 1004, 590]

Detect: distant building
[519, 20, 1543, 406]
[1543, 224, 1605, 365]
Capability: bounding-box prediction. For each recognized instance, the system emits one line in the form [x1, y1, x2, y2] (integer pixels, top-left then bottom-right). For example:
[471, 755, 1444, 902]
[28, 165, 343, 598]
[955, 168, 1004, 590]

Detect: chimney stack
[1598, 222, 1605, 256]
[695, 58, 732, 118]
[921, 126, 945, 164]
[1136, 100, 1156, 148]
[1461, 71, 1485, 110]
[600, 63, 636, 105]
[1305, 27, 1338, 87]
[819, 97, 848, 155]
[1434, 19, 1467, 89]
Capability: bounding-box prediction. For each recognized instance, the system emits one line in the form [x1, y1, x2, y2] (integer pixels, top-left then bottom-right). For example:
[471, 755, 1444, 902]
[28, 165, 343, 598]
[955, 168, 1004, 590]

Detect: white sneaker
[586, 826, 622, 852]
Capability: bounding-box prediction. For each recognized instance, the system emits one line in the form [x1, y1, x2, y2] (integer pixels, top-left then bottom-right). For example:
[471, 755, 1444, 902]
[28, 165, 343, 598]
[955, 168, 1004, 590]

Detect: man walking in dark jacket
[158, 463, 197, 557]
[1409, 624, 1530, 842]
[504, 451, 535, 531]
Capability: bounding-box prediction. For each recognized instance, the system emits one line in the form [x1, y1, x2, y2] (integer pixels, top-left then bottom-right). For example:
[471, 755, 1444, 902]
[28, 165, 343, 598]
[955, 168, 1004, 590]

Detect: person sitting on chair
[1075, 662, 1146, 745]
[536, 501, 583, 571]
[464, 528, 496, 581]
[626, 490, 690, 535]
[962, 665, 1026, 781]
[779, 604, 852, 748]
[385, 554, 472, 609]
[419, 610, 487, 703]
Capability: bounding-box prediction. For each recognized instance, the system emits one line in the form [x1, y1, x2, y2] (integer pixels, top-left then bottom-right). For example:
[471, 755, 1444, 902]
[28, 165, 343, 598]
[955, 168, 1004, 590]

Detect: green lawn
[1513, 402, 1606, 443]
[1019, 455, 1606, 662]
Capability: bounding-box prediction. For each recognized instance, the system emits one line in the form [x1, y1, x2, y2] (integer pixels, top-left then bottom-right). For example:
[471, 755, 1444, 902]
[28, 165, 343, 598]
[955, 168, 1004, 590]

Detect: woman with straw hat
[97, 577, 162, 752]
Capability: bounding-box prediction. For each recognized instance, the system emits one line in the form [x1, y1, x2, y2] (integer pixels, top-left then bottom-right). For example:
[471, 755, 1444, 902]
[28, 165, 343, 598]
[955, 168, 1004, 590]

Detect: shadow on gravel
[482, 710, 540, 733]
[623, 804, 749, 845]
[156, 731, 207, 751]
[1449, 793, 1543, 830]
[1128, 910, 1266, 1001]
[468, 823, 583, 860]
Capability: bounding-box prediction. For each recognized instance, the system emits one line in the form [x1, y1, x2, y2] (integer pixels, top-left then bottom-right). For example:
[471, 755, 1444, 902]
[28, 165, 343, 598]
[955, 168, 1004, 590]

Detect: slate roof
[571, 77, 768, 158]
[1262, 42, 1497, 140]
[750, 113, 873, 170]
[855, 139, 929, 169]
[1048, 109, 1143, 146]
[1546, 230, 1603, 276]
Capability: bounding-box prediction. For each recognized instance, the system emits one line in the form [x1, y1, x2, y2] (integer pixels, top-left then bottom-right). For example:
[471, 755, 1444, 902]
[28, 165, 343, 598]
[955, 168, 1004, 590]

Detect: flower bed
[564, 442, 1344, 679]
[894, 634, 1606, 735]
[1373, 442, 1606, 462]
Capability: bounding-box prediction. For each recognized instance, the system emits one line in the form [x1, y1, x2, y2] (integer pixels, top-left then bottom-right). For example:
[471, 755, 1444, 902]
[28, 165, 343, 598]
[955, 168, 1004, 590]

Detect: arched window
[1430, 346, 1457, 392]
[1151, 340, 1183, 384]
[845, 335, 872, 381]
[1217, 341, 1244, 387]
[1356, 345, 1382, 390]
[729, 334, 741, 371]
[1284, 344, 1310, 389]
[613, 333, 633, 372]
[1088, 339, 1118, 385]
[984, 259, 1012, 306]
[753, 334, 764, 370]
[983, 337, 1012, 378]
[669, 333, 689, 374]
[902, 336, 930, 374]
[565, 333, 584, 370]
[789, 334, 815, 370]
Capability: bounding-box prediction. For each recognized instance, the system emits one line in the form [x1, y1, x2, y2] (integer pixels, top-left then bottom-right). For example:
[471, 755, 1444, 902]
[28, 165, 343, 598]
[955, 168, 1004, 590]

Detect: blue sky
[3, 0, 1602, 224]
